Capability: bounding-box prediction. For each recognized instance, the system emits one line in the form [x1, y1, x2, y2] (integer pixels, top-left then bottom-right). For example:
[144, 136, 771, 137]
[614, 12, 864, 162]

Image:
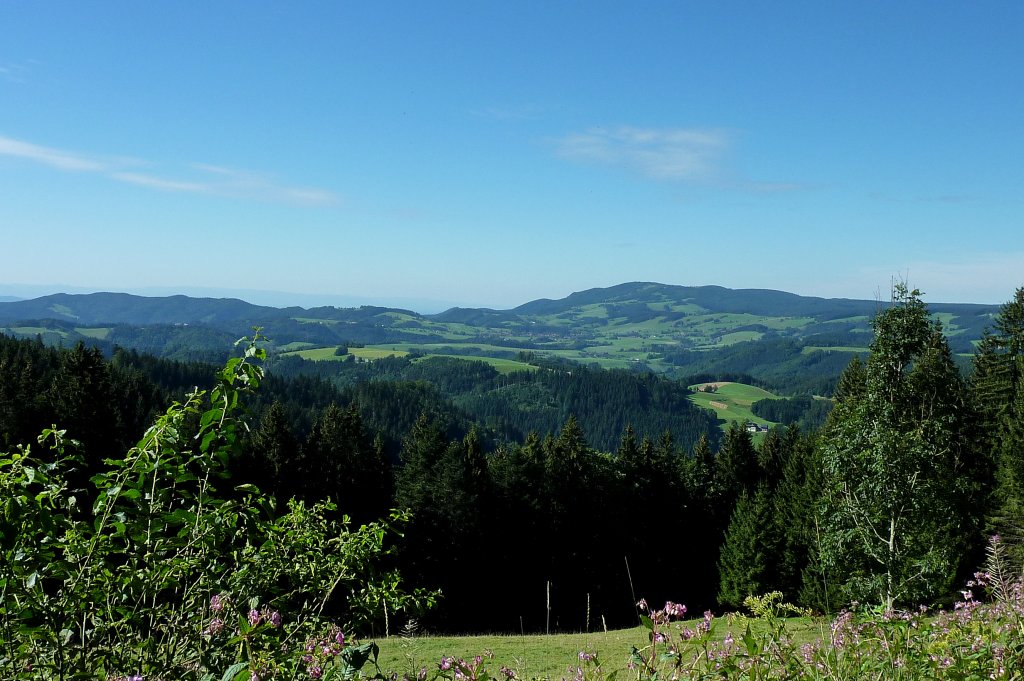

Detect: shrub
[0, 333, 434, 680]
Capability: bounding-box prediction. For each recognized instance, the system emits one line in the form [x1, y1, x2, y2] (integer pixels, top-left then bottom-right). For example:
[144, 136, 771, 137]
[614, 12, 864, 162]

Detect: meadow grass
[276, 341, 317, 351]
[74, 326, 111, 339]
[280, 346, 347, 361]
[373, 616, 824, 680]
[292, 316, 343, 325]
[687, 382, 777, 433]
[718, 330, 763, 345]
[279, 346, 410, 361]
[800, 345, 869, 354]
[1, 326, 69, 338]
[421, 354, 537, 374]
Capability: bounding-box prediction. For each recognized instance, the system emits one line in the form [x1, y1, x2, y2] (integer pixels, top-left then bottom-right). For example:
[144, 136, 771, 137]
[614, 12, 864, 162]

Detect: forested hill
[0, 291, 293, 324]
[0, 283, 1000, 325]
[0, 283, 1004, 392]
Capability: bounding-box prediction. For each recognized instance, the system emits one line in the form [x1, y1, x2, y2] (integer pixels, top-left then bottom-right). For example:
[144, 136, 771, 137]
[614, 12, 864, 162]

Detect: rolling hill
[0, 283, 1003, 393]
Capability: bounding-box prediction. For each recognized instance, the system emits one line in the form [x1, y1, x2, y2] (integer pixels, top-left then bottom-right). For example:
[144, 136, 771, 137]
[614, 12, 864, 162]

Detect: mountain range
[0, 282, 1002, 394]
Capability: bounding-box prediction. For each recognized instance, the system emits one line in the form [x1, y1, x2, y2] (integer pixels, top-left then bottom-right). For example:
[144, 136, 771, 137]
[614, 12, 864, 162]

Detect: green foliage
[817, 285, 985, 610]
[717, 486, 777, 609]
[0, 333, 432, 680]
[974, 287, 1024, 566]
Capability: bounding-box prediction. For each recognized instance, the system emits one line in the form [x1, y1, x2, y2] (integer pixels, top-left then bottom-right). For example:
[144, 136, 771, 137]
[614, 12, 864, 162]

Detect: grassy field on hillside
[428, 354, 537, 374]
[281, 346, 411, 361]
[74, 326, 111, 339]
[279, 344, 535, 373]
[800, 345, 868, 354]
[0, 326, 69, 338]
[687, 382, 777, 434]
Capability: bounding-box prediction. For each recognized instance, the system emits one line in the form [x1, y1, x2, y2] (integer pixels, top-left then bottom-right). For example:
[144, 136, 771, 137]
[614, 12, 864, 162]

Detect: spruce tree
[717, 484, 776, 608]
[973, 288, 1024, 565]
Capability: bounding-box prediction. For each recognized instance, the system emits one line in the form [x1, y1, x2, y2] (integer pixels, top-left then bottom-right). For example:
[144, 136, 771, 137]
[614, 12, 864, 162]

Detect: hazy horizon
[0, 278, 1011, 317]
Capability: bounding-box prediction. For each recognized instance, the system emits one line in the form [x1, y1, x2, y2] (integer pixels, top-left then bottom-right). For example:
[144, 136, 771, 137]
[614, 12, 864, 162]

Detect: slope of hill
[0, 292, 291, 325]
[0, 283, 1003, 397]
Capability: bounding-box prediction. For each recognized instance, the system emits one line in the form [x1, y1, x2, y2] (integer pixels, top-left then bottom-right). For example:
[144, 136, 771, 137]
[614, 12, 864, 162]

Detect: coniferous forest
[3, 284, 1023, 644]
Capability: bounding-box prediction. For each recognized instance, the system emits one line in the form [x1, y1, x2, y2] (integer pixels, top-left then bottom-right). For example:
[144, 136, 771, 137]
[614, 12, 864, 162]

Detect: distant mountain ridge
[0, 283, 1007, 394]
[0, 282, 1000, 326]
[0, 292, 294, 325]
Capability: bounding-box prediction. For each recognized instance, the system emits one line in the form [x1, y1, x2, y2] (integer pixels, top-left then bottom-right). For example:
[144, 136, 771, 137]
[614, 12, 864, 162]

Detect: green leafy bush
[0, 333, 434, 680]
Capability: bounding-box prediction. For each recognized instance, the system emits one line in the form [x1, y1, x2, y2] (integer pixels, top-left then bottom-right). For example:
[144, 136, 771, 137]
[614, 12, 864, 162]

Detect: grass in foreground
[373, 577, 1024, 681]
[374, 616, 823, 680]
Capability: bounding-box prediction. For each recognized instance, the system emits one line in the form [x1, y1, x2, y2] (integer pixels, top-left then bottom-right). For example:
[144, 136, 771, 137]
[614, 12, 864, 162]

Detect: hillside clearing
[687, 381, 777, 434]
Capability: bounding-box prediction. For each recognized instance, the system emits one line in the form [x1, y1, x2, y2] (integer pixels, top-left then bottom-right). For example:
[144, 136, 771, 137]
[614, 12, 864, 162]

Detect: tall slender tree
[973, 287, 1024, 564]
[818, 285, 983, 609]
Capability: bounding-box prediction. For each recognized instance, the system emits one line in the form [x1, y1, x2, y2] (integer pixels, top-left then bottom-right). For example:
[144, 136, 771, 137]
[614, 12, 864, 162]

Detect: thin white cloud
[0, 135, 107, 172]
[111, 171, 211, 194]
[0, 134, 338, 205]
[556, 126, 730, 182]
[187, 163, 339, 206]
[0, 62, 30, 83]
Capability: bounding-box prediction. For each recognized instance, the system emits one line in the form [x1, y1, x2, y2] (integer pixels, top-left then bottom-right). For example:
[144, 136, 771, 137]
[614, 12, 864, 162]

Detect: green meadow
[373, 617, 822, 679]
[74, 327, 111, 339]
[687, 381, 778, 433]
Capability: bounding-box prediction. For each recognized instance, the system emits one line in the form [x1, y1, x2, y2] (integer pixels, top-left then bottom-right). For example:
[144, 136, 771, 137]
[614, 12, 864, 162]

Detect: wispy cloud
[556, 126, 731, 182]
[0, 62, 30, 84]
[0, 136, 106, 171]
[0, 134, 338, 205]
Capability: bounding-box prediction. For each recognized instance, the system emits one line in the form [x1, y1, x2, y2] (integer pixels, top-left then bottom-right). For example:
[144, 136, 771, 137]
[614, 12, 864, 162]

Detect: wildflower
[269, 610, 282, 627]
[440, 656, 454, 671]
[210, 594, 224, 612]
[637, 598, 649, 612]
[309, 666, 323, 679]
[204, 617, 224, 636]
[248, 608, 262, 627]
[700, 610, 713, 634]
[663, 601, 687, 619]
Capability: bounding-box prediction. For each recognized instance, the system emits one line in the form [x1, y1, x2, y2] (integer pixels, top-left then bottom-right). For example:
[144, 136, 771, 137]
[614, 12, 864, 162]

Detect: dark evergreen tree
[713, 421, 759, 519]
[717, 484, 777, 609]
[302, 402, 392, 523]
[973, 288, 1024, 566]
[247, 401, 300, 496]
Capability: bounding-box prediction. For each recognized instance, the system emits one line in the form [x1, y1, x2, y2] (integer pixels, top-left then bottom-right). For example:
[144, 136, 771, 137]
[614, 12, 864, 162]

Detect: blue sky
[1, 2, 1021, 312]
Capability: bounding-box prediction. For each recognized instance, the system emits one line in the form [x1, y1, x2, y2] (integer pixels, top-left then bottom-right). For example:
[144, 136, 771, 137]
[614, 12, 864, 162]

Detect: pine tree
[973, 288, 1024, 564]
[717, 484, 776, 608]
[249, 401, 299, 494]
